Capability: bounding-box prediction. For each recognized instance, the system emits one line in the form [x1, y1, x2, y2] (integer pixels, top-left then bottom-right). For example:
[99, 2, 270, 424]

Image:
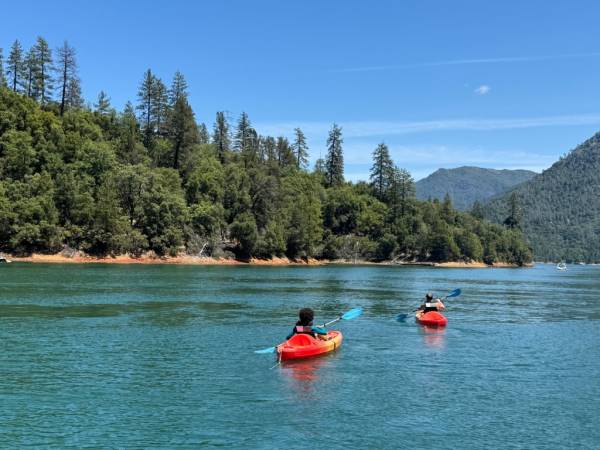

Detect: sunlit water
[0, 263, 598, 449]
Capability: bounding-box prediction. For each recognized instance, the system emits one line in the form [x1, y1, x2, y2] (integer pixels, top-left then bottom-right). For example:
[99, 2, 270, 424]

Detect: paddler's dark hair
[298, 308, 314, 325]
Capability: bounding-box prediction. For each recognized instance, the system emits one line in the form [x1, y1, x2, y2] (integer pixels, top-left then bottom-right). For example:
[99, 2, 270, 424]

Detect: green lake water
[0, 263, 599, 449]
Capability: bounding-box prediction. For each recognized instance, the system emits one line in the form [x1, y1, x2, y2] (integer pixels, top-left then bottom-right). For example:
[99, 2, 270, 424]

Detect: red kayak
[416, 311, 447, 327]
[276, 331, 343, 361]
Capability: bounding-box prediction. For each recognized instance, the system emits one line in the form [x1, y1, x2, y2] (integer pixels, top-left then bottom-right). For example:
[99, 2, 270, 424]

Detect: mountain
[484, 132, 600, 263]
[416, 167, 536, 210]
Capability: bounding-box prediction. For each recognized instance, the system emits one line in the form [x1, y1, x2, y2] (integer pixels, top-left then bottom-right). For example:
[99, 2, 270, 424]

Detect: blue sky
[2, 0, 600, 180]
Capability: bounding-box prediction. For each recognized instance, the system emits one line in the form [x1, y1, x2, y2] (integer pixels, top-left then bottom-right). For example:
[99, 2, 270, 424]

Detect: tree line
[0, 37, 532, 265]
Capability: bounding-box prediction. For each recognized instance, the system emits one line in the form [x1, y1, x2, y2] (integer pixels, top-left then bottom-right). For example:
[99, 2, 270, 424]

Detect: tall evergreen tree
[503, 192, 522, 230]
[169, 97, 198, 170]
[6, 40, 24, 92]
[94, 91, 111, 115]
[260, 136, 277, 163]
[24, 49, 35, 98]
[292, 128, 309, 169]
[276, 136, 294, 168]
[169, 70, 188, 105]
[234, 112, 252, 152]
[198, 123, 209, 144]
[153, 77, 169, 136]
[119, 102, 140, 161]
[369, 143, 394, 201]
[31, 36, 54, 104]
[389, 167, 415, 219]
[137, 69, 156, 144]
[213, 111, 230, 163]
[56, 41, 77, 115]
[325, 123, 344, 187]
[65, 76, 83, 109]
[0, 48, 6, 88]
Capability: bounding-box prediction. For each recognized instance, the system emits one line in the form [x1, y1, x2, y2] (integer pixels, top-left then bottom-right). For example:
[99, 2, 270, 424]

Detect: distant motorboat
[556, 262, 567, 271]
[0, 256, 11, 264]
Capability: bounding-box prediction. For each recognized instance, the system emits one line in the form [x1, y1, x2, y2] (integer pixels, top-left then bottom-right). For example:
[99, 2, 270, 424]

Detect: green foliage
[324, 123, 344, 188]
[484, 132, 600, 263]
[0, 75, 532, 265]
[416, 166, 536, 211]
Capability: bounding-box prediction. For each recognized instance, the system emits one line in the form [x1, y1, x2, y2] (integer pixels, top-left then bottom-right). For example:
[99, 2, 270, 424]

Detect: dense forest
[416, 167, 536, 210]
[0, 37, 532, 265]
[484, 132, 600, 263]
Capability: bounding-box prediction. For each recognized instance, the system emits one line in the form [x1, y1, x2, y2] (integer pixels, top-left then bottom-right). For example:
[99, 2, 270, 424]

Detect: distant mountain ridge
[484, 132, 600, 262]
[416, 166, 536, 210]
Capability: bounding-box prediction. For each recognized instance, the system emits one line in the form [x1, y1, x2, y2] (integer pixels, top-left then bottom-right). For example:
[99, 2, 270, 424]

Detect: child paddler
[286, 308, 329, 340]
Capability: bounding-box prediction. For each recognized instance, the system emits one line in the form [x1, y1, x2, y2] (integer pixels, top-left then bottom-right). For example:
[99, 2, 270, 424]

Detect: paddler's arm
[311, 326, 327, 335]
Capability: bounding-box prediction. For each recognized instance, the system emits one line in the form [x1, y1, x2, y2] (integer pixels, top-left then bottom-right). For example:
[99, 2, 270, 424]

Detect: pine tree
[0, 48, 6, 88]
[503, 192, 522, 230]
[242, 128, 259, 167]
[153, 77, 169, 136]
[198, 123, 209, 144]
[276, 136, 294, 167]
[137, 69, 156, 144]
[389, 167, 415, 219]
[31, 36, 54, 105]
[24, 49, 35, 98]
[56, 41, 77, 115]
[169, 70, 188, 105]
[95, 91, 111, 115]
[6, 40, 24, 92]
[369, 142, 394, 201]
[65, 76, 83, 109]
[260, 136, 277, 163]
[292, 128, 309, 169]
[120, 102, 139, 160]
[212, 111, 230, 163]
[169, 97, 199, 170]
[325, 123, 344, 187]
[234, 112, 252, 152]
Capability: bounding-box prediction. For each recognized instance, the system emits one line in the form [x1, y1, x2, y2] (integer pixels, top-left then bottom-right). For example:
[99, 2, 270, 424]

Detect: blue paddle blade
[341, 307, 363, 320]
[446, 288, 461, 298]
[396, 313, 409, 322]
[254, 346, 276, 354]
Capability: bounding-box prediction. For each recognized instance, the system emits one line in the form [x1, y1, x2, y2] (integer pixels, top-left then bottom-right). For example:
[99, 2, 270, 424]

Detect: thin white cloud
[474, 85, 491, 95]
[335, 52, 600, 73]
[255, 113, 600, 139]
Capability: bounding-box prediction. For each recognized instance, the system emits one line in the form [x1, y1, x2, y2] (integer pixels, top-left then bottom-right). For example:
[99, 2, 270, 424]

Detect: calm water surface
[0, 263, 599, 449]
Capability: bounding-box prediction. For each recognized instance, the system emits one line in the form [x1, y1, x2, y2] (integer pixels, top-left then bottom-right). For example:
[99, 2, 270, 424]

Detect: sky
[2, 0, 600, 180]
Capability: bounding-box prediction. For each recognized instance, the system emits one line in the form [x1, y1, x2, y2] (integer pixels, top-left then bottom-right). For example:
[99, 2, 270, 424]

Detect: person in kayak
[286, 308, 329, 340]
[415, 292, 445, 318]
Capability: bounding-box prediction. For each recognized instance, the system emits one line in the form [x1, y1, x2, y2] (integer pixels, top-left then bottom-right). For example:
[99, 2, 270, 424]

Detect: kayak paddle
[254, 307, 363, 354]
[396, 289, 461, 322]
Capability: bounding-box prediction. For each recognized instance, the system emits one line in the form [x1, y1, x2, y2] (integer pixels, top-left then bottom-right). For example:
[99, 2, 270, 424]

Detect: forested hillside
[484, 133, 600, 263]
[0, 37, 532, 265]
[416, 166, 536, 210]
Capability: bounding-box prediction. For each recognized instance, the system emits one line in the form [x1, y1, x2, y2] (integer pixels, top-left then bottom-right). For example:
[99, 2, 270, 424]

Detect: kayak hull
[416, 311, 447, 327]
[277, 331, 343, 361]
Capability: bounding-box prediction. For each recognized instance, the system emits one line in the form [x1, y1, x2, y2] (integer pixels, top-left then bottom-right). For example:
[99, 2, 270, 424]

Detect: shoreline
[3, 253, 527, 268]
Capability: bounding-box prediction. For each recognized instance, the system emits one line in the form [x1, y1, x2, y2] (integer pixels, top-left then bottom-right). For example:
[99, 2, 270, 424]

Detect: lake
[0, 263, 598, 449]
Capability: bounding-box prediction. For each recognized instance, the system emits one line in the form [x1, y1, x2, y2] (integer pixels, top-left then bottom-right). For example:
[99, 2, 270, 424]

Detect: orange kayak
[416, 311, 448, 327]
[277, 331, 343, 361]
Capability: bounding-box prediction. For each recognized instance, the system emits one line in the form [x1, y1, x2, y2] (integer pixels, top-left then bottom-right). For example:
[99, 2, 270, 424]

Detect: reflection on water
[418, 324, 447, 349]
[279, 356, 332, 400]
